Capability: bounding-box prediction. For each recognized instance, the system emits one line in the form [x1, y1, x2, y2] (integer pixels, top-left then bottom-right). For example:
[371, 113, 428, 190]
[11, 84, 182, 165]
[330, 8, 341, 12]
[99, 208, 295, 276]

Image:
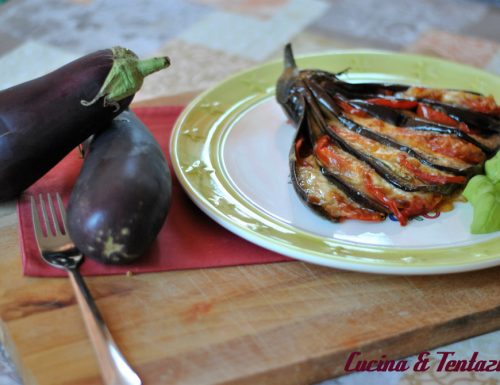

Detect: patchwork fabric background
[0, 1, 499, 384]
[0, 0, 499, 101]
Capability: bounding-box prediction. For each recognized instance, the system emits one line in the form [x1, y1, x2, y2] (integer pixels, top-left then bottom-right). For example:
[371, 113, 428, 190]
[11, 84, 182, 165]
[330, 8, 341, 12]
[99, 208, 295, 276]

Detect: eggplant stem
[284, 43, 297, 70]
[81, 48, 170, 108]
[137, 56, 170, 77]
[336, 67, 351, 76]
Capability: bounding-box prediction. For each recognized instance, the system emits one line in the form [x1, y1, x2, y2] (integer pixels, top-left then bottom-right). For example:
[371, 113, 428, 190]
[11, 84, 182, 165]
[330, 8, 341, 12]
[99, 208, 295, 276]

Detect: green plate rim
[170, 49, 500, 275]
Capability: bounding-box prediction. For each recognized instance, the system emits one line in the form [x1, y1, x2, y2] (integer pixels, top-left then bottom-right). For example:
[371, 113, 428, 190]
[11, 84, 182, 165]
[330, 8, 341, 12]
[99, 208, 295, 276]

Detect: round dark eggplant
[67, 110, 172, 264]
[0, 47, 169, 201]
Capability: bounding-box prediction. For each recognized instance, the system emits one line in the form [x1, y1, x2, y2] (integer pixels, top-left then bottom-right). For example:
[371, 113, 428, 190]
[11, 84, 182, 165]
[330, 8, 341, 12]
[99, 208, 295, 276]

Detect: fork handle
[67, 267, 142, 385]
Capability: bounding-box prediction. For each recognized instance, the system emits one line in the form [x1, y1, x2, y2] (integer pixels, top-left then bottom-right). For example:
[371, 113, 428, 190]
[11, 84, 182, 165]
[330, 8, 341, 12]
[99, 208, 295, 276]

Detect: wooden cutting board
[1, 212, 500, 385]
[1, 95, 500, 385]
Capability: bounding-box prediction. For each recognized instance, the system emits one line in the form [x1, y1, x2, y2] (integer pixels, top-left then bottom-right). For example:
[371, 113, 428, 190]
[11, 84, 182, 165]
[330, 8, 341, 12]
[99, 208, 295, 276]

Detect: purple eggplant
[0, 47, 169, 201]
[276, 44, 500, 225]
[67, 110, 171, 264]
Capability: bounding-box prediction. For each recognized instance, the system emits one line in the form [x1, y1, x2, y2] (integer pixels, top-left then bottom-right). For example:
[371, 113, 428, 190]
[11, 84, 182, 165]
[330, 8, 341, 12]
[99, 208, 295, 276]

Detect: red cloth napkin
[17, 106, 290, 277]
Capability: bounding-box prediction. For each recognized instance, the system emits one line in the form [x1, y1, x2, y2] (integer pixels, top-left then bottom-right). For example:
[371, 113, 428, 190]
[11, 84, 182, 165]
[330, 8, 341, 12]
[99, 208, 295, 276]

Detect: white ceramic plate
[170, 50, 500, 274]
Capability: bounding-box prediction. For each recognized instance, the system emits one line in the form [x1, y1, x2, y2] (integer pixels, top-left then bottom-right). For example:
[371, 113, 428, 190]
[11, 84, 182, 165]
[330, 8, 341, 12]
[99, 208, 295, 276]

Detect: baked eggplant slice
[276, 44, 500, 226]
[291, 109, 387, 222]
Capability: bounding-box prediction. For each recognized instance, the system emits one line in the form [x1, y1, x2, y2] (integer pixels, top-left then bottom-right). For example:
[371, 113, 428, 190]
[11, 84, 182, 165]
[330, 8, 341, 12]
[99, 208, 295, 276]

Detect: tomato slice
[336, 99, 369, 117]
[417, 103, 456, 126]
[398, 154, 466, 185]
[363, 172, 408, 226]
[416, 102, 481, 137]
[314, 136, 348, 170]
[366, 98, 418, 110]
[461, 95, 500, 115]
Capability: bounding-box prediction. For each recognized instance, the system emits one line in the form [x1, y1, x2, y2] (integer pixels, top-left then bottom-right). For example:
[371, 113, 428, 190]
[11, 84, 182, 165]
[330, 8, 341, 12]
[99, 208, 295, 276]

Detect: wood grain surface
[0, 97, 499, 385]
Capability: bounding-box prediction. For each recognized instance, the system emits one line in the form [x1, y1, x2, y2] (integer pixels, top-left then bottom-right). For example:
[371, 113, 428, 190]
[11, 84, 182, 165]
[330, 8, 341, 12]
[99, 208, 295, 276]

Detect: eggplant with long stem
[0, 47, 169, 201]
[276, 44, 500, 225]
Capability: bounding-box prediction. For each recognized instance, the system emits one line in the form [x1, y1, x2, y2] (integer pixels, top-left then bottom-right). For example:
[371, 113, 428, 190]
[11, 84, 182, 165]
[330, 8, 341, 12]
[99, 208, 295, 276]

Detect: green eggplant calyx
[81, 46, 170, 110]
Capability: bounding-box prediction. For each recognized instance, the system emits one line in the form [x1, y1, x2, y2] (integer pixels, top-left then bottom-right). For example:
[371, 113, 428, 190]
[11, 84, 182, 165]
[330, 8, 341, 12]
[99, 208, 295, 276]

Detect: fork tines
[30, 193, 67, 238]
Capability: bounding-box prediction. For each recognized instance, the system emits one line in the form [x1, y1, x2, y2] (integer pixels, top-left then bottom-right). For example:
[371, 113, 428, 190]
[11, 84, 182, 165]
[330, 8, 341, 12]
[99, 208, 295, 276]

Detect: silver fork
[31, 193, 141, 385]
